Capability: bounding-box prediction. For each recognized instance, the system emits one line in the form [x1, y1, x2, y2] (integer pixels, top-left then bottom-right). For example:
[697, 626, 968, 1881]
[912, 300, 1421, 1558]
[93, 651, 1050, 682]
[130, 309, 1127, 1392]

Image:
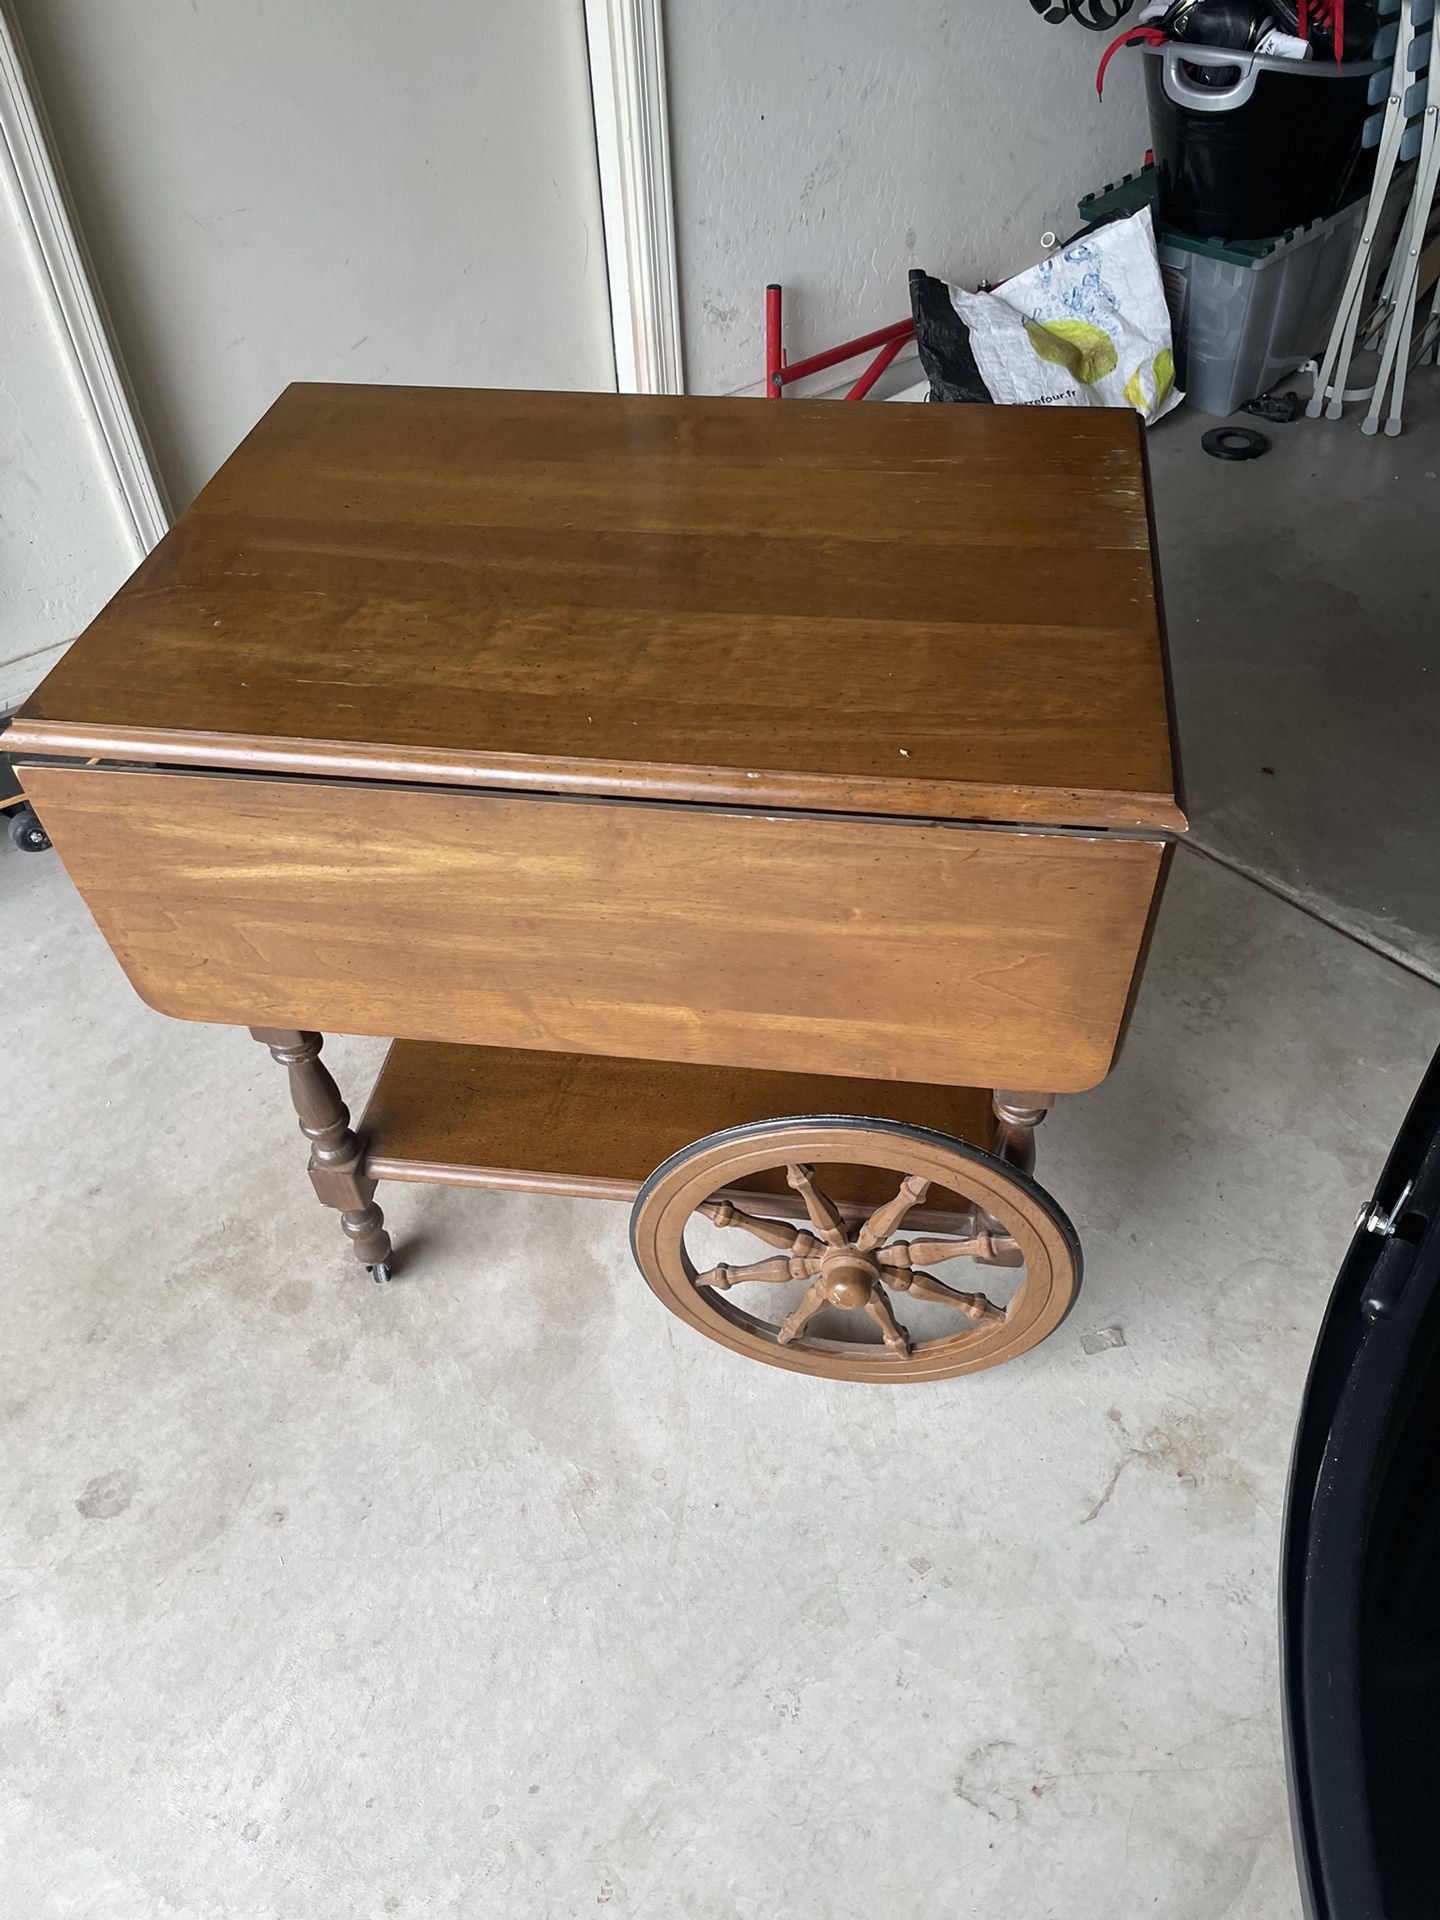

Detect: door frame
[584, 0, 685, 395]
[0, 1, 169, 557]
[0, 0, 684, 497]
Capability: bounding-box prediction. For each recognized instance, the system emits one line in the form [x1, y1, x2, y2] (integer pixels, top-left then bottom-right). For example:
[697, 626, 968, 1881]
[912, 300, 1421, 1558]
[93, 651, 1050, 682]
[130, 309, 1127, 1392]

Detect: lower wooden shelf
[360, 1041, 1001, 1213]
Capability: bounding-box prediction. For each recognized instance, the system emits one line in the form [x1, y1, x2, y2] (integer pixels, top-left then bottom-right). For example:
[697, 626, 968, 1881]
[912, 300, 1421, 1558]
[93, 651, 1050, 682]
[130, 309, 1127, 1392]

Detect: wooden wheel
[629, 1115, 1081, 1383]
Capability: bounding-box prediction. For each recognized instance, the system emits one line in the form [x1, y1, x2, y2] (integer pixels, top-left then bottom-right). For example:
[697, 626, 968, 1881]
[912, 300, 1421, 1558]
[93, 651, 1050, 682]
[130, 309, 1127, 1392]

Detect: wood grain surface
[11, 384, 1183, 832]
[360, 1040, 1001, 1212]
[23, 763, 1168, 1093]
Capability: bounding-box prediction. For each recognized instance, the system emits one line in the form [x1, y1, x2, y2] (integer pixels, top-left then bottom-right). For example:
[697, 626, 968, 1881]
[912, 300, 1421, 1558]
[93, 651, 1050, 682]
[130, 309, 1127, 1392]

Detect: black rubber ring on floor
[1202, 426, 1270, 462]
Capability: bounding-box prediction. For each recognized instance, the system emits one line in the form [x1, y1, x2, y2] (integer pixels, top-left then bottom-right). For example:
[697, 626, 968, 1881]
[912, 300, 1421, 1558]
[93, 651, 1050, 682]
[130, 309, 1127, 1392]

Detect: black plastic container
[1143, 43, 1381, 240]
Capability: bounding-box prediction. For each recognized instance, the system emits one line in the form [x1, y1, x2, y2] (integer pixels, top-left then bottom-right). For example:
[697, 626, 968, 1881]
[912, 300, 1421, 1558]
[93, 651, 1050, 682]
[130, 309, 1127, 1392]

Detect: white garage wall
[0, 169, 136, 711]
[10, 0, 616, 509]
[665, 2, 1151, 395]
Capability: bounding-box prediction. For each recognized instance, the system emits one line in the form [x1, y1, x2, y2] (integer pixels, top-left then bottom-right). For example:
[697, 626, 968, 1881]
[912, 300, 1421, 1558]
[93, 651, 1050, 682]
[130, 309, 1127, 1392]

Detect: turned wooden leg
[992, 1090, 1055, 1179]
[252, 1029, 393, 1281]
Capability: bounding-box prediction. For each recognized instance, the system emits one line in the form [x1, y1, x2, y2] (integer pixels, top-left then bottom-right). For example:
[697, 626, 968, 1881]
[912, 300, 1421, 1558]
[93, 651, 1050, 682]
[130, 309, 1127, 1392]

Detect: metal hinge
[1355, 1180, 1415, 1239]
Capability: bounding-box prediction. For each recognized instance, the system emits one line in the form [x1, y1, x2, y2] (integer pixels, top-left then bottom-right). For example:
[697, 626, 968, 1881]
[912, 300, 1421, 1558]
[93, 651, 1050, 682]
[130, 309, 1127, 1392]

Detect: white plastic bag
[948, 208, 1183, 425]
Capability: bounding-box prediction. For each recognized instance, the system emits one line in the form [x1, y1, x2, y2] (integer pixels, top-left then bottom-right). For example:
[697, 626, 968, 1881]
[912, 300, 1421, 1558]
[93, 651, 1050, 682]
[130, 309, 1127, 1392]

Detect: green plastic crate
[1078, 166, 1366, 414]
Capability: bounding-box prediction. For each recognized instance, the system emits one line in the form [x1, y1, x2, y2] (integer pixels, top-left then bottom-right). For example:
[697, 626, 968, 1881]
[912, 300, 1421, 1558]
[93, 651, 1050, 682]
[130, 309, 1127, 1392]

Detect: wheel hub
[818, 1250, 879, 1308]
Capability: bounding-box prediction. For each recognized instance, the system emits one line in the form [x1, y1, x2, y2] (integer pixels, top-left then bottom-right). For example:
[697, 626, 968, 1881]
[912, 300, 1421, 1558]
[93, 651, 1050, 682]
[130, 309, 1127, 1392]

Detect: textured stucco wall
[666, 2, 1150, 395]
[11, 0, 615, 510]
[0, 169, 134, 711]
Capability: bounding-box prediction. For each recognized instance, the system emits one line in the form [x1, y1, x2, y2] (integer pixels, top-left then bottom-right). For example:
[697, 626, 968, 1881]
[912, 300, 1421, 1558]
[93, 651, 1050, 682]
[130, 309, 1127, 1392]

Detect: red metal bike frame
[765, 283, 914, 400]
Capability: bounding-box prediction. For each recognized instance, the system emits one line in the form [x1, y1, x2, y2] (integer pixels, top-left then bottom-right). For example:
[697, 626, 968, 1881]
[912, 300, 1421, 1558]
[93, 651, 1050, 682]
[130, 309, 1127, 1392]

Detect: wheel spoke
[854, 1173, 931, 1252]
[893, 1236, 982, 1266]
[891, 1235, 983, 1267]
[899, 1269, 1004, 1323]
[697, 1252, 819, 1291]
[776, 1277, 830, 1345]
[883, 1232, 1019, 1269]
[864, 1289, 912, 1355]
[974, 1231, 1025, 1270]
[785, 1165, 848, 1247]
[698, 1199, 804, 1252]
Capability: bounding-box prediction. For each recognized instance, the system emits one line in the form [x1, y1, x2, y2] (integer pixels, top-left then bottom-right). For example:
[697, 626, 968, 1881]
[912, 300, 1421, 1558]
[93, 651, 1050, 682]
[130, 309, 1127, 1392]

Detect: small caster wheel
[369, 1262, 392, 1284]
[8, 806, 50, 853]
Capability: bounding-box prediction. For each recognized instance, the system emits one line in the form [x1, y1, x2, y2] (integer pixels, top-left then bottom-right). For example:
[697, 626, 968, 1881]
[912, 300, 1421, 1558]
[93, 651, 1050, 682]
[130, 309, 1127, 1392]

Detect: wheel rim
[630, 1115, 1081, 1383]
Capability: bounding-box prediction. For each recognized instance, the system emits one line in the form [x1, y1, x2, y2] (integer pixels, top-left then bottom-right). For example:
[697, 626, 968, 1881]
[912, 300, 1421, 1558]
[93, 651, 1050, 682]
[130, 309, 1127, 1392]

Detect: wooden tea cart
[11, 386, 1183, 1384]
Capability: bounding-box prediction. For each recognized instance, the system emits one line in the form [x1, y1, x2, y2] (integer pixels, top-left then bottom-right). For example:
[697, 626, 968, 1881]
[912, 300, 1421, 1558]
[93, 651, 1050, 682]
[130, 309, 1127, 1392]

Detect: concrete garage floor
[1151, 369, 1440, 980]
[5, 396, 1440, 1916]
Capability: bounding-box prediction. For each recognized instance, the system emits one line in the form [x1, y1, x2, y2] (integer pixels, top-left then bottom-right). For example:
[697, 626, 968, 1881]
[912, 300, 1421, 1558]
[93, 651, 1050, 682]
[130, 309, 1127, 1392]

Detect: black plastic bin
[1143, 42, 1382, 240]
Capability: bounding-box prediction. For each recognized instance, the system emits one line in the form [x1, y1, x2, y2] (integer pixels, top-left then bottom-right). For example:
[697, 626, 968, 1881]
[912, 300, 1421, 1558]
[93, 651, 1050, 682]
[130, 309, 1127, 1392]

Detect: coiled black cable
[1029, 0, 1138, 28]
